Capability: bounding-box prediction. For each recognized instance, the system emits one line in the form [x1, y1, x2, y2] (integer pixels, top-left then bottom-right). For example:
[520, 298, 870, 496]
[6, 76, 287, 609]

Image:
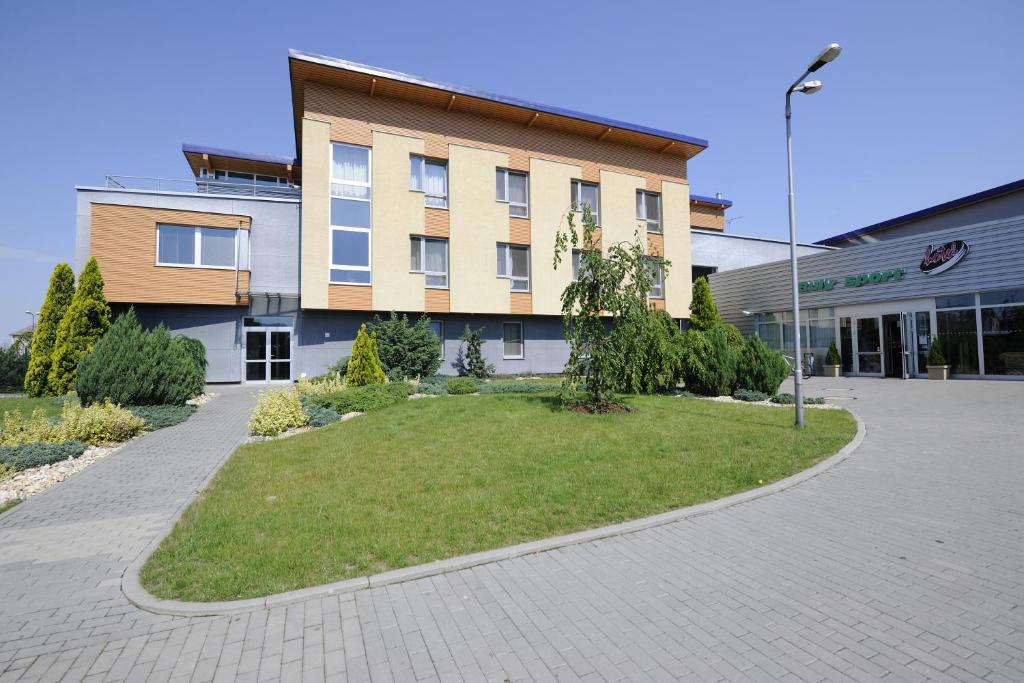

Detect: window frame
[645, 257, 665, 299]
[155, 224, 240, 270]
[637, 190, 662, 233]
[496, 243, 531, 292]
[410, 154, 449, 209]
[496, 168, 530, 218]
[571, 179, 600, 224]
[329, 143, 373, 286]
[409, 235, 450, 289]
[502, 321, 525, 360]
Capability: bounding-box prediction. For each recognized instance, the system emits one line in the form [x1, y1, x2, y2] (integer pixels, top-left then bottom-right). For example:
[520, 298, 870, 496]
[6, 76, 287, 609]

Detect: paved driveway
[1, 378, 1023, 682]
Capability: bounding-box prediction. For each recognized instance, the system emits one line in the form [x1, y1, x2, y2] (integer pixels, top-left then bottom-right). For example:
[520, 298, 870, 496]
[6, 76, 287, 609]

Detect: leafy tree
[24, 263, 75, 396]
[679, 325, 740, 396]
[825, 339, 841, 366]
[346, 323, 386, 386]
[456, 325, 494, 379]
[736, 334, 790, 395]
[688, 276, 720, 331]
[370, 311, 442, 380]
[48, 257, 110, 395]
[554, 204, 668, 406]
[0, 345, 29, 391]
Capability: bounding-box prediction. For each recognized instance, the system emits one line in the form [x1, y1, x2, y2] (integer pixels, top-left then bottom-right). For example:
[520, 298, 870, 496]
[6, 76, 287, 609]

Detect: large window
[936, 293, 979, 374]
[756, 308, 834, 352]
[636, 191, 662, 233]
[646, 258, 664, 299]
[496, 243, 530, 291]
[496, 169, 529, 217]
[409, 236, 449, 288]
[330, 143, 372, 284]
[210, 170, 291, 187]
[503, 322, 524, 359]
[410, 155, 448, 208]
[571, 180, 600, 223]
[157, 225, 240, 269]
[980, 288, 1024, 375]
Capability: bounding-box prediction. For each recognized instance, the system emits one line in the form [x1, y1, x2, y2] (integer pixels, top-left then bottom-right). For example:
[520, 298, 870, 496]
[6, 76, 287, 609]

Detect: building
[691, 228, 831, 282]
[710, 180, 1024, 380]
[75, 50, 739, 382]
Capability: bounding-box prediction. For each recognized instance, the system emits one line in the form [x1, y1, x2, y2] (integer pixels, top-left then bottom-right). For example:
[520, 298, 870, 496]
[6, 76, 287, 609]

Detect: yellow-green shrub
[249, 389, 309, 437]
[57, 401, 146, 445]
[0, 462, 14, 482]
[1, 409, 62, 446]
[294, 374, 346, 398]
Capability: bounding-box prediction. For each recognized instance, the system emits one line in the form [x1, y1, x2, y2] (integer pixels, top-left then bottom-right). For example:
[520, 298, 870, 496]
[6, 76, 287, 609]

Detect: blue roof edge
[691, 194, 733, 208]
[816, 177, 1024, 245]
[288, 49, 709, 151]
[182, 143, 298, 167]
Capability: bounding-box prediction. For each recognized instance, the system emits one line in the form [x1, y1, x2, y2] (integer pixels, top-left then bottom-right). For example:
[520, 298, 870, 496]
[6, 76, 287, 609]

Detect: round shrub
[249, 389, 309, 437]
[416, 375, 449, 395]
[736, 334, 790, 395]
[370, 312, 442, 380]
[446, 377, 479, 395]
[732, 388, 769, 402]
[58, 400, 146, 445]
[302, 402, 341, 428]
[680, 325, 739, 396]
[770, 393, 826, 405]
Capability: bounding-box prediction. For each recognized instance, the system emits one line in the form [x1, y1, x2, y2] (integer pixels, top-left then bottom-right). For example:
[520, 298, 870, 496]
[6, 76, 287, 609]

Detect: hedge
[446, 377, 478, 395]
[308, 382, 414, 414]
[477, 381, 555, 394]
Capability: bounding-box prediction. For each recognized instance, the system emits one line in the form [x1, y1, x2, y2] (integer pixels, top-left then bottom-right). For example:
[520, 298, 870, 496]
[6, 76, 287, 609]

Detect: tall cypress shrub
[689, 277, 721, 331]
[24, 264, 75, 396]
[48, 257, 110, 395]
[457, 325, 494, 379]
[346, 324, 386, 386]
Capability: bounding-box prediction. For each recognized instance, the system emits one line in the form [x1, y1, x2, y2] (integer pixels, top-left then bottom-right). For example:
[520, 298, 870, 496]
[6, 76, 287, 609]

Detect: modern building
[710, 179, 1024, 380]
[75, 50, 744, 382]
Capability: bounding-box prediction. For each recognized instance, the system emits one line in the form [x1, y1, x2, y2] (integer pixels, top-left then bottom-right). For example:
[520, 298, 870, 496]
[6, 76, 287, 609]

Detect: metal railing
[104, 175, 301, 199]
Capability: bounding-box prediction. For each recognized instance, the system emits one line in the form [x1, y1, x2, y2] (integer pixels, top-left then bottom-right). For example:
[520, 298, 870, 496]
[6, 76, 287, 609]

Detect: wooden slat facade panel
[425, 288, 451, 313]
[510, 292, 533, 314]
[90, 203, 250, 306]
[328, 285, 373, 310]
[647, 233, 665, 257]
[651, 298, 666, 311]
[691, 204, 725, 229]
[424, 208, 450, 237]
[508, 218, 531, 245]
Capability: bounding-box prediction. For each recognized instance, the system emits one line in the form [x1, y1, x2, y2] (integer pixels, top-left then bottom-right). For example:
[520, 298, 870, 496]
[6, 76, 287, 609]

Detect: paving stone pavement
[1, 378, 1023, 682]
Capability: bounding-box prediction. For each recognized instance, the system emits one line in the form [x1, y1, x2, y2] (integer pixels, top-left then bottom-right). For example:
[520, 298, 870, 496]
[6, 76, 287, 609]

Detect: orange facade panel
[89, 203, 250, 306]
[510, 292, 533, 314]
[425, 288, 450, 313]
[508, 218, 531, 245]
[650, 298, 666, 311]
[424, 208, 450, 237]
[690, 204, 725, 230]
[328, 284, 373, 310]
[647, 233, 665, 257]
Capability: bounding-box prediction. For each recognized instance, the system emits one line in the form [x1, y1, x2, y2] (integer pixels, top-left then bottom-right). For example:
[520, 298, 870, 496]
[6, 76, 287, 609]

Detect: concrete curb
[123, 411, 866, 617]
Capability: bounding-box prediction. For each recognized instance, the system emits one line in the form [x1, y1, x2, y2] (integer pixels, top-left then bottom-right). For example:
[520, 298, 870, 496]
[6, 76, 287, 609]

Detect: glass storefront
[936, 308, 979, 374]
[856, 317, 882, 374]
[980, 287, 1024, 375]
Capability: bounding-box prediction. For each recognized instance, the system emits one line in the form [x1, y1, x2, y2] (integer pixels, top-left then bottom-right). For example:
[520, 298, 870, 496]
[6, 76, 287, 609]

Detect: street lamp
[785, 42, 841, 428]
[25, 310, 37, 331]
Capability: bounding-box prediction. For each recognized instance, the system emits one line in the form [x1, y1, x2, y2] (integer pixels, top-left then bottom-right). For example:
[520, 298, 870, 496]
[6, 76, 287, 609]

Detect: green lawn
[0, 396, 63, 420]
[142, 394, 856, 601]
[0, 499, 21, 515]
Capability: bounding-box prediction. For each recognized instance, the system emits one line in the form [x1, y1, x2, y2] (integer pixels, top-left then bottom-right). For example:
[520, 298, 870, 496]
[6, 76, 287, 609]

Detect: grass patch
[0, 396, 63, 420]
[0, 499, 21, 515]
[142, 394, 856, 601]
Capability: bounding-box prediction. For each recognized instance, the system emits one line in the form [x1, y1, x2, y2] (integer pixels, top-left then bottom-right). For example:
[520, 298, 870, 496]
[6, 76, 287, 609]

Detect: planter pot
[927, 365, 949, 380]
[823, 364, 841, 378]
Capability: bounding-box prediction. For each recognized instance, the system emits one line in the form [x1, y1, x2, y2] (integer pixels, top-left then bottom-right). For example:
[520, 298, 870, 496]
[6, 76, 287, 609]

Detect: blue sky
[1, 0, 1022, 340]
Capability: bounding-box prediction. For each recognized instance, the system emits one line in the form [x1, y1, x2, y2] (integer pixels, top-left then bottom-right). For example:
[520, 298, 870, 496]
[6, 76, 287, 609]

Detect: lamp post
[785, 42, 842, 428]
[25, 310, 37, 331]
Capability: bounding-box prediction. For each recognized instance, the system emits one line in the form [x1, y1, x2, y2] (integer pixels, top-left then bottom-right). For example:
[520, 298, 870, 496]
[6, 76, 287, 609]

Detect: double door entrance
[842, 312, 931, 378]
[245, 327, 292, 382]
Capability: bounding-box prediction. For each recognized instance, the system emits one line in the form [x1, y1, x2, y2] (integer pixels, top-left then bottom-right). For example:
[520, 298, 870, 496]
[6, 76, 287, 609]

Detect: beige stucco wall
[448, 144, 510, 314]
[371, 131, 425, 311]
[300, 117, 331, 309]
[530, 158, 581, 316]
[598, 169, 645, 255]
[663, 180, 692, 318]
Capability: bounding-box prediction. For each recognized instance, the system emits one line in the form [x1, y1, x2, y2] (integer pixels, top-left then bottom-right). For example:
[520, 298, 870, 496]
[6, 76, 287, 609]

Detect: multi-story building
[75, 50, 732, 382]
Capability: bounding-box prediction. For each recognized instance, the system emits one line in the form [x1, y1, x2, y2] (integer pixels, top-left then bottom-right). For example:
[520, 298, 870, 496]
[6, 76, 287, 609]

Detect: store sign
[920, 240, 969, 276]
[799, 268, 905, 293]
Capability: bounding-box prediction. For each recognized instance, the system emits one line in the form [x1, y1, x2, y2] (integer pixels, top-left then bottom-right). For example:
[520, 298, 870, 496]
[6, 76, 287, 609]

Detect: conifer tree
[48, 257, 111, 394]
[688, 276, 721, 331]
[346, 323, 386, 386]
[24, 263, 75, 396]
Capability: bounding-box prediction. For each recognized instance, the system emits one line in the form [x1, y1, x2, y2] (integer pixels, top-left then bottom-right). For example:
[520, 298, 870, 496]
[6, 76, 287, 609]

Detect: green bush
[688, 277, 721, 331]
[347, 324, 386, 386]
[416, 375, 449, 395]
[609, 309, 685, 394]
[294, 374, 346, 398]
[478, 381, 556, 394]
[0, 462, 12, 482]
[308, 382, 413, 414]
[0, 408, 61, 446]
[58, 400, 146, 445]
[173, 336, 207, 399]
[302, 402, 341, 428]
[825, 340, 841, 366]
[732, 388, 769, 402]
[127, 405, 197, 430]
[48, 257, 111, 395]
[770, 393, 826, 405]
[0, 441, 88, 471]
[0, 344, 29, 392]
[249, 389, 309, 437]
[370, 312, 442, 380]
[446, 377, 479, 395]
[736, 334, 791, 395]
[679, 325, 739, 396]
[25, 263, 75, 396]
[328, 356, 350, 378]
[928, 338, 948, 366]
[456, 325, 494, 378]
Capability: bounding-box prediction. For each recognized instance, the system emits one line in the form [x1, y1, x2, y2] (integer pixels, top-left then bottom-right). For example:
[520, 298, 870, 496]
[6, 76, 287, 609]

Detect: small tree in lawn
[689, 276, 720, 331]
[346, 323, 386, 386]
[456, 325, 494, 379]
[553, 204, 667, 408]
[48, 257, 111, 395]
[25, 263, 76, 396]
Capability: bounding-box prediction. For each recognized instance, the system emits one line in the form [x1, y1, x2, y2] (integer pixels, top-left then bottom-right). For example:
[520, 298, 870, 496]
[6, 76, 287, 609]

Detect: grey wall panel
[691, 230, 831, 273]
[122, 304, 244, 383]
[710, 215, 1024, 332]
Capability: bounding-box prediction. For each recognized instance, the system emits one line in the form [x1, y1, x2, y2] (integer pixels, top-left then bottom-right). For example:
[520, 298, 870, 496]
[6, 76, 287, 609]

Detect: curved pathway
[1, 379, 1023, 682]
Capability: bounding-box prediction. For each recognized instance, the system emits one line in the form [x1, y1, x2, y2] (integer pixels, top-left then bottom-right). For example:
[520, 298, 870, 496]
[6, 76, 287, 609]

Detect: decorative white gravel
[0, 444, 123, 505]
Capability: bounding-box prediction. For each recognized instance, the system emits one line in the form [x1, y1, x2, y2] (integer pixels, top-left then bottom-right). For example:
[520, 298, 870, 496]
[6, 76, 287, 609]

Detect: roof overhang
[690, 194, 733, 208]
[182, 144, 301, 184]
[288, 50, 709, 165]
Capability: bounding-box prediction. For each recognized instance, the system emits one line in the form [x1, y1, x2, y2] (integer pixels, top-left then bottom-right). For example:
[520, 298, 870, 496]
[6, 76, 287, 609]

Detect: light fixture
[793, 80, 823, 95]
[808, 43, 842, 72]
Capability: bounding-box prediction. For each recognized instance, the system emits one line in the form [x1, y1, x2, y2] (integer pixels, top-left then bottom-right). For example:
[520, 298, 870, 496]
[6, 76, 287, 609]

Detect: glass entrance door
[245, 328, 292, 382]
[855, 317, 883, 375]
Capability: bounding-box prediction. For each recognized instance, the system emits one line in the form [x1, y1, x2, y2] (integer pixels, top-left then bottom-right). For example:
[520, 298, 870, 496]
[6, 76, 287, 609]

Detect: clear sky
[1, 0, 1021, 341]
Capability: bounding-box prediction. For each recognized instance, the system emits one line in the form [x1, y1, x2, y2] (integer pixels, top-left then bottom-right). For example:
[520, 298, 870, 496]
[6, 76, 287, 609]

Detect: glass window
[646, 258, 664, 299]
[410, 155, 448, 208]
[503, 322, 524, 359]
[497, 244, 530, 291]
[332, 144, 370, 185]
[937, 309, 979, 374]
[856, 317, 882, 374]
[936, 293, 975, 309]
[410, 236, 449, 288]
[980, 288, 1024, 306]
[981, 306, 1024, 375]
[572, 250, 581, 281]
[636, 191, 662, 233]
[157, 225, 195, 265]
[331, 230, 370, 268]
[428, 320, 444, 359]
[331, 143, 372, 284]
[330, 198, 371, 228]
[199, 228, 236, 267]
[496, 169, 529, 217]
[330, 269, 371, 284]
[571, 180, 600, 223]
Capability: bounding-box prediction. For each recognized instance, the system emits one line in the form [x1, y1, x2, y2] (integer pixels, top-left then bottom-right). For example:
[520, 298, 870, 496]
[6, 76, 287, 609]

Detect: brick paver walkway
[1, 378, 1023, 682]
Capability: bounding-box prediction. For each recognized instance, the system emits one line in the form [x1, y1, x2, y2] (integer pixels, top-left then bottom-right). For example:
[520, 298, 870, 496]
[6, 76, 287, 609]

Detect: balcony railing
[104, 176, 301, 199]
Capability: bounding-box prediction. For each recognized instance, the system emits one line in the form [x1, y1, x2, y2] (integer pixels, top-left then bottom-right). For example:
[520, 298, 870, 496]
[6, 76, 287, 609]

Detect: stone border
[123, 411, 866, 617]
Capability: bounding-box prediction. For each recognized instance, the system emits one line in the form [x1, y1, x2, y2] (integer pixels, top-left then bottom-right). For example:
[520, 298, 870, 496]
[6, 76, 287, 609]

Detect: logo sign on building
[920, 240, 969, 276]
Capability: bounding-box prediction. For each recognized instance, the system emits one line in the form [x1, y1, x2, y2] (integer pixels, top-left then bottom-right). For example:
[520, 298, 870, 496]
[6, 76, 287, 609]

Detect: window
[157, 224, 240, 269]
[636, 191, 661, 233]
[496, 169, 529, 217]
[428, 320, 445, 359]
[572, 250, 582, 281]
[646, 258, 664, 299]
[410, 155, 448, 208]
[409, 236, 449, 288]
[980, 288, 1024, 376]
[496, 243, 530, 291]
[503, 322, 524, 359]
[331, 143, 372, 284]
[211, 170, 290, 187]
[571, 180, 600, 223]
